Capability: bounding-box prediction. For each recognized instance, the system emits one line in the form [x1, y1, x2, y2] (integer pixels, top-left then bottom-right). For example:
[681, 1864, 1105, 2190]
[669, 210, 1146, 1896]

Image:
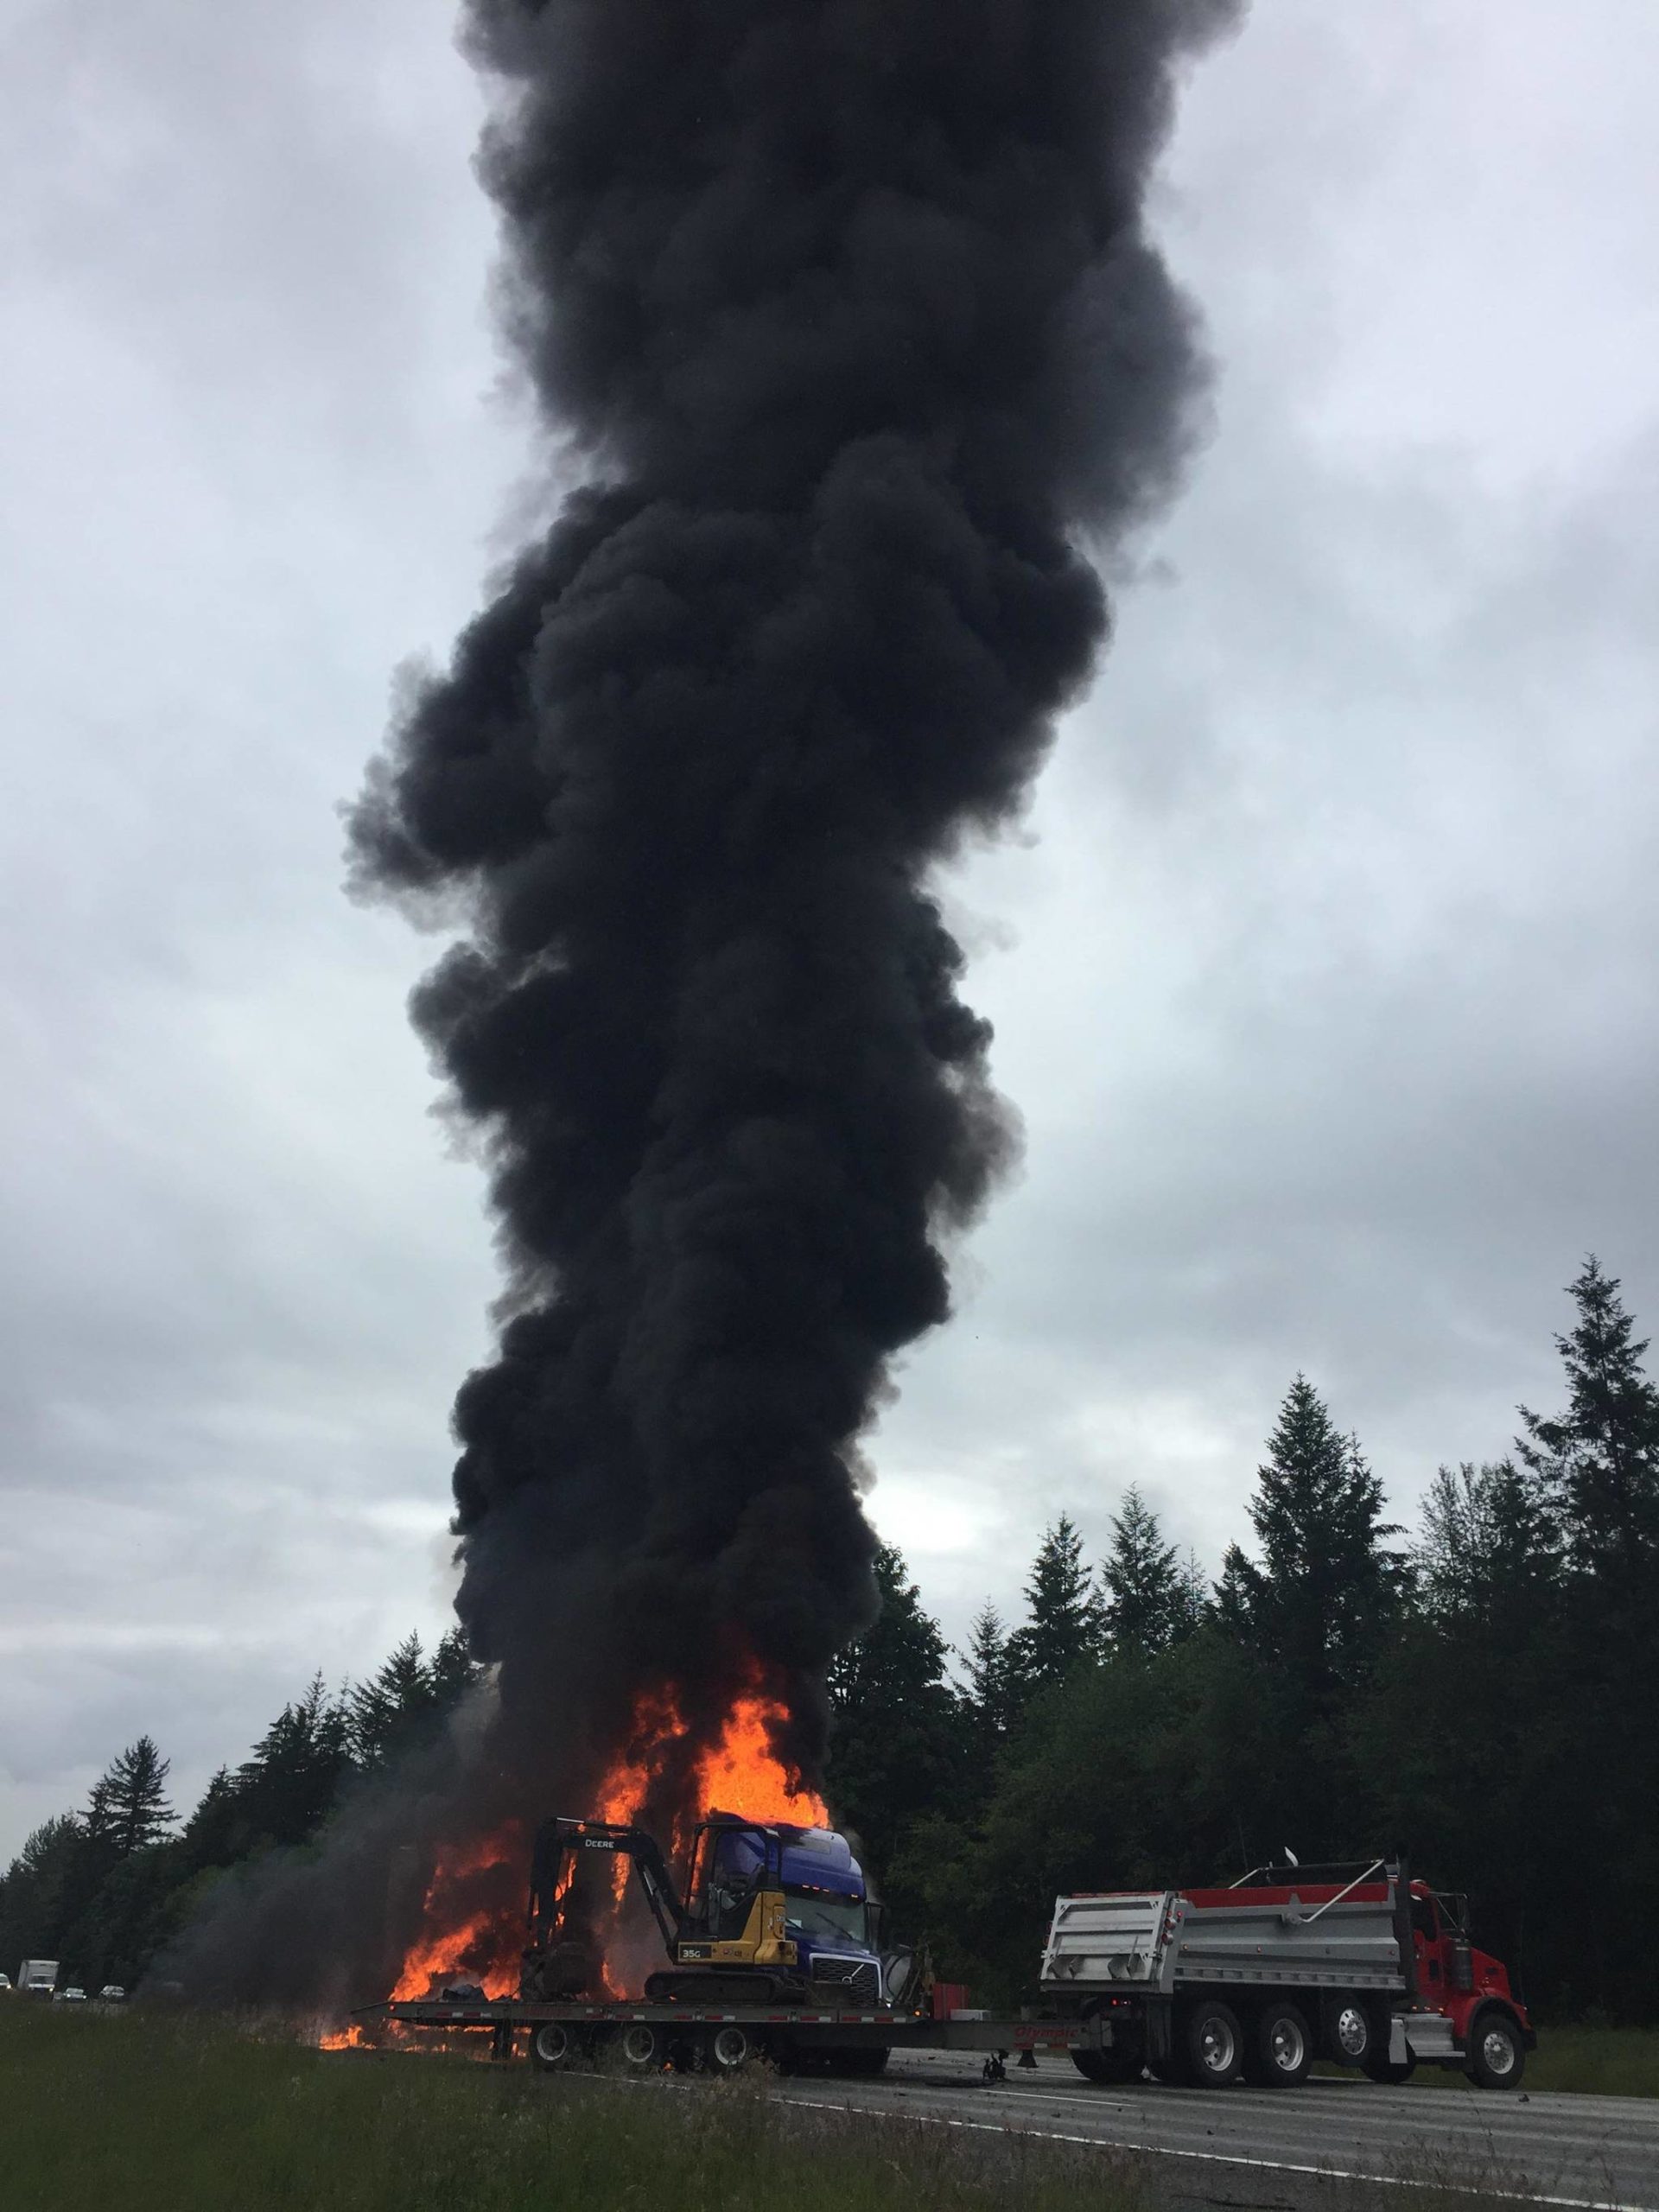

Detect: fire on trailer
[362, 1827, 1534, 2093]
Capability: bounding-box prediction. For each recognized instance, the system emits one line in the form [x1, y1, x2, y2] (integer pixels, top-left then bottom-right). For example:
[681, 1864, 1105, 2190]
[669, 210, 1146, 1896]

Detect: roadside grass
[1522, 2026, 1659, 2098]
[0, 2002, 1147, 2212]
[1321, 2024, 1659, 2097]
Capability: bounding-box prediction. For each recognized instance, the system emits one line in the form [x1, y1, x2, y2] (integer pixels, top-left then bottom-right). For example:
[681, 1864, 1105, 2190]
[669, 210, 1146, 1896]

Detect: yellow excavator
[519, 1811, 915, 2012]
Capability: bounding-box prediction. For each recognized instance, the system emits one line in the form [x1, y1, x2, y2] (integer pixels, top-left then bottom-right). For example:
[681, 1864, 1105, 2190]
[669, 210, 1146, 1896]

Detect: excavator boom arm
[530, 1817, 686, 1957]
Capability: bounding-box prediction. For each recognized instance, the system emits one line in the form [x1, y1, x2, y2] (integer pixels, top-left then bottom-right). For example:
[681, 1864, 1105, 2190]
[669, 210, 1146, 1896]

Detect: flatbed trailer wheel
[1179, 1999, 1244, 2088]
[1466, 2010, 1526, 2092]
[707, 2025, 754, 2075]
[620, 2023, 662, 2071]
[531, 2021, 572, 2072]
[1244, 2001, 1312, 2088]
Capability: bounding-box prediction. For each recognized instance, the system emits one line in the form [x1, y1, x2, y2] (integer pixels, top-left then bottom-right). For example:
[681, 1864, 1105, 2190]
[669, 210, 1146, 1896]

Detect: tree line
[5, 1255, 1654, 2018]
[0, 1631, 480, 1993]
[827, 1256, 1659, 2022]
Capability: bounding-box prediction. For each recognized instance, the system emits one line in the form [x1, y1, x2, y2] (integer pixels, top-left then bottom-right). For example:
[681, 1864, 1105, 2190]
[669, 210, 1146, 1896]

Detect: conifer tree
[178, 1767, 248, 1875]
[429, 1625, 481, 1707]
[1100, 1486, 1187, 1657]
[236, 1676, 352, 1850]
[960, 1602, 1014, 1755]
[99, 1737, 175, 1858]
[1006, 1515, 1104, 1700]
[1516, 1256, 1659, 1592]
[1217, 1377, 1404, 1694]
[1414, 1460, 1558, 1625]
[828, 1544, 966, 1875]
[347, 1634, 435, 1765]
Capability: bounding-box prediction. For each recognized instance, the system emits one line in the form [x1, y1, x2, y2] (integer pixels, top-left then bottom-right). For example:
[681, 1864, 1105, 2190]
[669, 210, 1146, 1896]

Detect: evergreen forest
[4, 1257, 1656, 2022]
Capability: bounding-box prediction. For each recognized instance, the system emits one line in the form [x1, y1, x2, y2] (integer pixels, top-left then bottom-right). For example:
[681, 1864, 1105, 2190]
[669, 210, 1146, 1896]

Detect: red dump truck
[369, 1849, 1533, 2090]
[1040, 1857, 1534, 2090]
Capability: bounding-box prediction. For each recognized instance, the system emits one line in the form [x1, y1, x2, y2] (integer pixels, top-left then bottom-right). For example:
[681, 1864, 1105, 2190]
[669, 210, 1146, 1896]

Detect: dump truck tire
[1244, 2001, 1313, 2088]
[1072, 2048, 1141, 2084]
[1179, 1999, 1243, 2088]
[1466, 2009, 1526, 2092]
[1324, 1997, 1379, 2069]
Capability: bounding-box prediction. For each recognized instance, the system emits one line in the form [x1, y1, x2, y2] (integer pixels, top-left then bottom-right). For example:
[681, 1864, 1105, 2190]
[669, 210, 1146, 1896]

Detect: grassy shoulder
[1, 2002, 1145, 2212]
[1408, 2025, 1659, 2099]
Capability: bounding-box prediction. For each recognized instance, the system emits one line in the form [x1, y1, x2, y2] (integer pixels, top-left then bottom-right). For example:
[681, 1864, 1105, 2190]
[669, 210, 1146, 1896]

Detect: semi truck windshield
[783, 1889, 868, 1943]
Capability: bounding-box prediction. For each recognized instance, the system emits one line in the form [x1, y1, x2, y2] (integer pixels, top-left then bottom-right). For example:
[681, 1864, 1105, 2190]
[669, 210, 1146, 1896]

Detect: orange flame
[384, 1661, 828, 2005]
[696, 1696, 829, 1828]
[390, 1827, 522, 2002]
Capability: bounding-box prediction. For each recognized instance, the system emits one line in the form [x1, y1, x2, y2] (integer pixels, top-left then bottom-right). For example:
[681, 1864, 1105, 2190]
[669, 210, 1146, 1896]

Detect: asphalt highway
[769, 2050, 1658, 2210]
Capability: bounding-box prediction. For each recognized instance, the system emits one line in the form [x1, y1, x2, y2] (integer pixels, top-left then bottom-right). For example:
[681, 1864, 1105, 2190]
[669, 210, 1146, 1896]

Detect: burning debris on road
[164, 0, 1237, 2014]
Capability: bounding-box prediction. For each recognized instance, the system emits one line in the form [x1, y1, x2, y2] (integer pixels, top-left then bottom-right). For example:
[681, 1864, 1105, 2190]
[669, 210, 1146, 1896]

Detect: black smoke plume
[168, 0, 1240, 2006]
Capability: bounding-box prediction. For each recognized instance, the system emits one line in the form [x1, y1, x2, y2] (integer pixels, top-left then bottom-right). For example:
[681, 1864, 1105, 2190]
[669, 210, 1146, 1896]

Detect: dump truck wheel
[1466, 2009, 1526, 2092]
[531, 2022, 572, 2072]
[1325, 1998, 1377, 2069]
[1180, 1999, 1243, 2088]
[1244, 2001, 1313, 2088]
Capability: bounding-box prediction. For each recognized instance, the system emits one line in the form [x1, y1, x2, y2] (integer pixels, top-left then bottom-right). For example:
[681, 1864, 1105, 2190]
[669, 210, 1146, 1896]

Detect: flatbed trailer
[360, 1852, 1534, 2092]
[365, 1994, 1083, 2078]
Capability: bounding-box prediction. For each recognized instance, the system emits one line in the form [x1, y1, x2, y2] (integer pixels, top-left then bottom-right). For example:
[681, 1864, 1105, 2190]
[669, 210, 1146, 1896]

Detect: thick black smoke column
[166, 0, 1239, 2006]
[351, 0, 1240, 1810]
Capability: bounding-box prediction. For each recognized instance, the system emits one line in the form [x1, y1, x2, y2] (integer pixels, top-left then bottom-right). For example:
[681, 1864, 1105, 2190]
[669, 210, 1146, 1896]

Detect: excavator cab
[684, 1820, 772, 1942]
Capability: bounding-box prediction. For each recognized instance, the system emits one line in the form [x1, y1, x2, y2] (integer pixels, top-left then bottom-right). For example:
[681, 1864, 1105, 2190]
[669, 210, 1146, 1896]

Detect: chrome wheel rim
[1482, 2025, 1517, 2077]
[1270, 2017, 1307, 2074]
[1335, 2006, 1369, 2059]
[534, 2023, 569, 2066]
[621, 2024, 658, 2068]
[712, 2026, 751, 2071]
[1199, 2017, 1236, 2075]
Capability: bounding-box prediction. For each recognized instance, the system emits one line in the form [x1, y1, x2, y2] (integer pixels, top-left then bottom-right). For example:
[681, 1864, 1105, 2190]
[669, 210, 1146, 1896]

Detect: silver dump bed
[1042, 1882, 1407, 1997]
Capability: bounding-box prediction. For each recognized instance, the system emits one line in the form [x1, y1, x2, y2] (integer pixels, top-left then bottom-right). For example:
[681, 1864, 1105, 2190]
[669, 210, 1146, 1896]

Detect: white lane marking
[774, 2088, 1649, 2212]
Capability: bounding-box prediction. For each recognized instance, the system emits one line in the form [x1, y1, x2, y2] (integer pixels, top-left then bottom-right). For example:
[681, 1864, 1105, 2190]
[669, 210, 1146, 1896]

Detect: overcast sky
[3, 0, 1656, 1861]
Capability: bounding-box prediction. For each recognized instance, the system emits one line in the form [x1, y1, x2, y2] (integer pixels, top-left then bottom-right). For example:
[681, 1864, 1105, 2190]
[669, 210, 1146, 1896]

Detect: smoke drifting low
[168, 0, 1240, 2004]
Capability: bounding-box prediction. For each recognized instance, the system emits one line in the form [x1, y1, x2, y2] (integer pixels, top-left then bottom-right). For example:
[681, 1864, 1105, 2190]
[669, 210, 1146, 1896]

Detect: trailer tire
[1179, 1999, 1244, 2088]
[1465, 2008, 1526, 2092]
[531, 2022, 573, 2072]
[1072, 2049, 1141, 2085]
[1244, 2001, 1313, 2088]
[619, 2023, 662, 2072]
[707, 2025, 754, 2075]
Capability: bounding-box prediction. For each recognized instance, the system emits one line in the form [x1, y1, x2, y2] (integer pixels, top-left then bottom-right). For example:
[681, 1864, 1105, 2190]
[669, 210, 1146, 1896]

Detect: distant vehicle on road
[98, 1986, 126, 2002]
[53, 1986, 87, 2004]
[0, 1973, 11, 1991]
[17, 1960, 58, 1997]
